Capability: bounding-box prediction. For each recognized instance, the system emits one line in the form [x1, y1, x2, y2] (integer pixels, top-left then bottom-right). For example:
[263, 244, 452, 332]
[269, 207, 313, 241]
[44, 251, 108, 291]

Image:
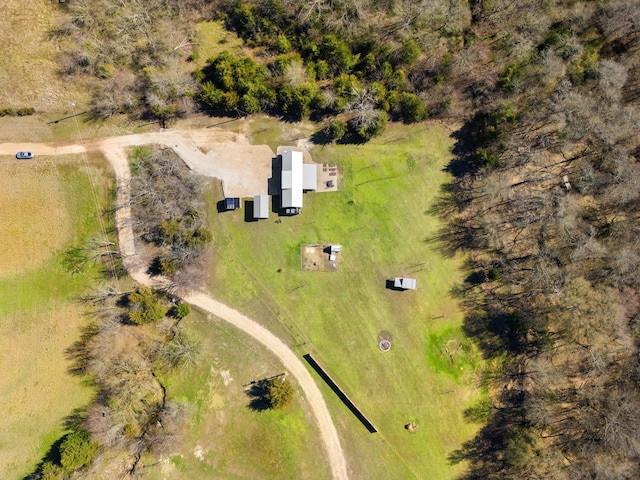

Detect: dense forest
[48, 0, 640, 478]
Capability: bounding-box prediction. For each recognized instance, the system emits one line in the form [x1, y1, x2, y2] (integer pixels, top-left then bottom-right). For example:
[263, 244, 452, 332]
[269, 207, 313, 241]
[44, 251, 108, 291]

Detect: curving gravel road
[0, 131, 349, 480]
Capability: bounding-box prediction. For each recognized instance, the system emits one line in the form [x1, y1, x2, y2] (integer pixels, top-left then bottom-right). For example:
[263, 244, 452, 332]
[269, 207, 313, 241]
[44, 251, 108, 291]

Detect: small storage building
[253, 195, 269, 219]
[225, 197, 241, 210]
[394, 277, 417, 290]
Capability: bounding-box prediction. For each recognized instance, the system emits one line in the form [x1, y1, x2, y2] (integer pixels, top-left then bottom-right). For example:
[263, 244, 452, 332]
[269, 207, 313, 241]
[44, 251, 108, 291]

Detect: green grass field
[144, 310, 331, 480]
[194, 21, 245, 68]
[206, 122, 485, 479]
[0, 154, 112, 479]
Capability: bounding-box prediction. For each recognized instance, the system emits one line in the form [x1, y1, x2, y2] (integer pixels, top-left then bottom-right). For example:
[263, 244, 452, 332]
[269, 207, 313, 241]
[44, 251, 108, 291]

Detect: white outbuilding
[394, 277, 417, 290]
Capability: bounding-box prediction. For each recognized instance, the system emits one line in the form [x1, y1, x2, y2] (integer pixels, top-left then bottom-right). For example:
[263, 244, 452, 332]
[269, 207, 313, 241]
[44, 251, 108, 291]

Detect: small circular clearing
[378, 330, 393, 352]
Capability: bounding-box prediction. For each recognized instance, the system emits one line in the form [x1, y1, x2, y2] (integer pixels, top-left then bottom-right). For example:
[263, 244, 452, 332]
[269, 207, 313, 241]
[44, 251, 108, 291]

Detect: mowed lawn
[207, 122, 484, 479]
[144, 310, 331, 480]
[0, 155, 112, 479]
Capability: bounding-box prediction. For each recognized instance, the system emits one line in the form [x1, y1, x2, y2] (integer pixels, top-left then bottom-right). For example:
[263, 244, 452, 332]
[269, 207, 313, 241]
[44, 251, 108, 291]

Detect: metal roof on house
[281, 170, 293, 189]
[394, 277, 417, 290]
[302, 164, 317, 190]
[281, 150, 304, 208]
[254, 195, 269, 219]
[281, 187, 303, 209]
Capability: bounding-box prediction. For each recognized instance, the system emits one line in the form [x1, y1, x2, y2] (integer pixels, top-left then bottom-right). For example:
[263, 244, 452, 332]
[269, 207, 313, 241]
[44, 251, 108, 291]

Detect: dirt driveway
[99, 130, 276, 197]
[0, 128, 275, 198]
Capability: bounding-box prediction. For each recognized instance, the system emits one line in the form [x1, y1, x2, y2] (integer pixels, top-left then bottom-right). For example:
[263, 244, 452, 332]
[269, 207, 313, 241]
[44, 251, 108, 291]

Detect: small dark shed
[225, 197, 241, 210]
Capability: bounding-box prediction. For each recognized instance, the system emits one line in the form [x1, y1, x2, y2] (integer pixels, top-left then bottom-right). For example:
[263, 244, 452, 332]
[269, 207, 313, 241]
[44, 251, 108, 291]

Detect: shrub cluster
[264, 377, 295, 409]
[128, 286, 167, 325]
[0, 106, 36, 116]
[195, 47, 424, 140]
[34, 428, 99, 480]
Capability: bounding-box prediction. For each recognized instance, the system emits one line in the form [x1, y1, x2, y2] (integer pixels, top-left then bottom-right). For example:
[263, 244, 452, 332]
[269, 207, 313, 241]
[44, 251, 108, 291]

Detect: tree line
[28, 286, 198, 479]
[435, 0, 640, 477]
[53, 0, 432, 139]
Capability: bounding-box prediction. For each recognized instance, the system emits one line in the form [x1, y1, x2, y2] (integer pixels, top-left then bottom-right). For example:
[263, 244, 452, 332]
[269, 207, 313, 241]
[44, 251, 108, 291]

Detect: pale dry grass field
[0, 0, 89, 110]
[0, 303, 93, 480]
[0, 116, 56, 143]
[0, 159, 70, 278]
[0, 155, 109, 479]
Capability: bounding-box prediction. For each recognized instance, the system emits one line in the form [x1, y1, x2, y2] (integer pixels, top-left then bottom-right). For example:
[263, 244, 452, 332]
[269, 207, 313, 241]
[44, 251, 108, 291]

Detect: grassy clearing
[207, 122, 484, 479]
[143, 309, 331, 480]
[0, 154, 112, 479]
[243, 114, 317, 152]
[0, 0, 90, 111]
[0, 154, 112, 313]
[0, 111, 162, 144]
[194, 21, 245, 68]
[0, 304, 94, 480]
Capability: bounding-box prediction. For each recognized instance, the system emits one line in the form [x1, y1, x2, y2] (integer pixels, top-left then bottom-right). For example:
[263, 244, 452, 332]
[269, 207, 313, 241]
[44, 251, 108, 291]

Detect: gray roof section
[281, 150, 304, 208]
[280, 188, 302, 208]
[302, 164, 317, 190]
[253, 195, 269, 219]
[225, 197, 240, 210]
[281, 170, 293, 189]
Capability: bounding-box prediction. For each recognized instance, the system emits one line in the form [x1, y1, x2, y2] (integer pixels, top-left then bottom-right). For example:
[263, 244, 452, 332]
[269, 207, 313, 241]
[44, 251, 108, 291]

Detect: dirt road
[0, 131, 349, 480]
[0, 128, 275, 197]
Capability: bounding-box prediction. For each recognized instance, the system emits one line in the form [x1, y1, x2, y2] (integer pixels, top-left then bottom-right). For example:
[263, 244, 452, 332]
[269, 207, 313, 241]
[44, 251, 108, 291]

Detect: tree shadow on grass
[464, 269, 487, 287]
[22, 434, 68, 480]
[22, 406, 95, 479]
[63, 406, 89, 431]
[245, 380, 270, 412]
[65, 321, 100, 377]
[310, 128, 333, 145]
[427, 181, 471, 217]
[448, 388, 529, 479]
[424, 219, 484, 258]
[446, 112, 489, 179]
